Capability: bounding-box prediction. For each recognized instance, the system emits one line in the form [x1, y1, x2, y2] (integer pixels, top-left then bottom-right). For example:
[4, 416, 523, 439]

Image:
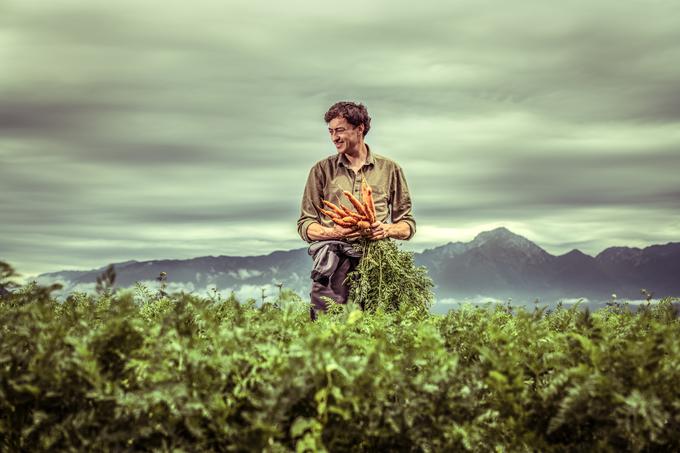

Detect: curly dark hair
[324, 101, 371, 137]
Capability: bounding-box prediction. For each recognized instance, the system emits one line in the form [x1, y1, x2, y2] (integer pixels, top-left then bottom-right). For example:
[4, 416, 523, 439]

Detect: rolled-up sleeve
[390, 165, 416, 240]
[297, 164, 324, 242]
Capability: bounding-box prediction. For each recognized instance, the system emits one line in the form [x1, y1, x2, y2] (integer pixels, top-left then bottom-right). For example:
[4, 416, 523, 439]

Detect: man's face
[328, 116, 363, 154]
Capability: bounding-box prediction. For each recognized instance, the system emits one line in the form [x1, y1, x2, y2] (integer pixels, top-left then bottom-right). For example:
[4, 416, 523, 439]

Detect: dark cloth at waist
[308, 240, 363, 283]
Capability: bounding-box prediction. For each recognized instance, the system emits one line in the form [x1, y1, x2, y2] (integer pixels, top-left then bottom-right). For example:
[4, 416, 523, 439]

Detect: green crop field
[1, 256, 679, 452]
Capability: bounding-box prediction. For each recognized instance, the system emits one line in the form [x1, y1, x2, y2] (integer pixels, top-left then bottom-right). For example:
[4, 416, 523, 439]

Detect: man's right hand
[306, 222, 359, 241]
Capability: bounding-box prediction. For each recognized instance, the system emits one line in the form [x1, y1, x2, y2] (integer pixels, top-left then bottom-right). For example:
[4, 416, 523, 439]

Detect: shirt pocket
[370, 185, 389, 220]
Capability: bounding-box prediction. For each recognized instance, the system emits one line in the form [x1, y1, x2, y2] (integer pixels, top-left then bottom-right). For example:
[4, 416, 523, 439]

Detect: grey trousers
[309, 255, 360, 320]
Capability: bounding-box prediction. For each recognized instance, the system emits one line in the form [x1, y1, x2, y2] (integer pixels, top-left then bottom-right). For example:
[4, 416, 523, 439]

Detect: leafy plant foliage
[1, 261, 679, 452]
[348, 239, 434, 318]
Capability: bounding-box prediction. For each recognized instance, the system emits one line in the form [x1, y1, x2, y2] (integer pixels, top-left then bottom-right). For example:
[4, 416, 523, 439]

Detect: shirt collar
[338, 144, 375, 169]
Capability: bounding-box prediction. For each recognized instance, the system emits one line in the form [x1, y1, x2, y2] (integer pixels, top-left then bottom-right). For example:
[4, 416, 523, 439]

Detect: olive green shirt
[297, 145, 416, 242]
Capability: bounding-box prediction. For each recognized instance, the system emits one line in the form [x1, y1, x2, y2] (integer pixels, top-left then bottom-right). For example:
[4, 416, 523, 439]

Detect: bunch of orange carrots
[319, 177, 376, 234]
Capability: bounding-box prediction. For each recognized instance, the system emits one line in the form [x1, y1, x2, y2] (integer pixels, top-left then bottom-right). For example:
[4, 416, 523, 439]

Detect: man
[297, 101, 416, 319]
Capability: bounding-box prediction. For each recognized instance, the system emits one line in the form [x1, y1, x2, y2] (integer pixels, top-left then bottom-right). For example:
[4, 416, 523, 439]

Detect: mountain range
[35, 227, 680, 307]
[414, 227, 679, 302]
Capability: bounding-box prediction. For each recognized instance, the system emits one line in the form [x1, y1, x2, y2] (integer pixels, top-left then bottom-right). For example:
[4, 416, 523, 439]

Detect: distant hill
[36, 227, 680, 307]
[415, 227, 680, 301]
[38, 249, 311, 301]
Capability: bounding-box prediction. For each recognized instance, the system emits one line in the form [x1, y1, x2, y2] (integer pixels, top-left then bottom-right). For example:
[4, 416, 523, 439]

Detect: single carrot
[357, 220, 371, 230]
[319, 207, 341, 219]
[340, 204, 354, 217]
[322, 200, 346, 217]
[342, 191, 368, 217]
[361, 177, 370, 206]
[331, 217, 355, 228]
[348, 211, 368, 221]
[361, 177, 376, 223]
[365, 185, 376, 223]
[342, 216, 358, 225]
[364, 202, 375, 223]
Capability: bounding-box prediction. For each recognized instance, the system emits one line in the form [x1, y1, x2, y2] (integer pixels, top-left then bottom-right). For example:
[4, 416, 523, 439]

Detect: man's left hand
[368, 221, 391, 240]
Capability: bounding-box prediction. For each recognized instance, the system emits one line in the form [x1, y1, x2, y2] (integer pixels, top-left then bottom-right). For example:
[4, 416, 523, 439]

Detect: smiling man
[297, 101, 416, 319]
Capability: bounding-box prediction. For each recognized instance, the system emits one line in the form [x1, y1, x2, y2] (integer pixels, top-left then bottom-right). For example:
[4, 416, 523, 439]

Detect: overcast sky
[2, 0, 680, 277]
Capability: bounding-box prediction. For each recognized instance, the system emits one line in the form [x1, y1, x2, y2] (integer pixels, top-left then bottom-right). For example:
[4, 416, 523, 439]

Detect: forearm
[387, 221, 412, 240]
[306, 222, 343, 241]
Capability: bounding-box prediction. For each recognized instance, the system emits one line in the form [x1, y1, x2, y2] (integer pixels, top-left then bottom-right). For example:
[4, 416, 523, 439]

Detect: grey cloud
[1, 201, 299, 236]
[414, 188, 680, 221]
[0, 101, 86, 132]
[115, 202, 299, 224]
